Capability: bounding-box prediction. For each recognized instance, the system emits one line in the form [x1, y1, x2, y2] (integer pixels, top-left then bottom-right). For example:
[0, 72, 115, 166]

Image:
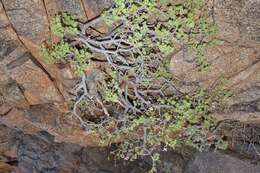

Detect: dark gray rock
[44, 0, 88, 23]
[156, 151, 185, 173]
[0, 124, 17, 162]
[184, 152, 260, 173]
[214, 0, 260, 43]
[87, 0, 113, 11]
[230, 85, 260, 112]
[16, 131, 150, 173]
[0, 40, 17, 61]
[55, 0, 87, 20]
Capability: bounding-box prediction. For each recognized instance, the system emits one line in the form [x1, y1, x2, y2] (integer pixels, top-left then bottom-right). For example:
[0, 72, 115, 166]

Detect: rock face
[184, 152, 260, 173]
[0, 0, 114, 166]
[0, 35, 64, 106]
[170, 0, 260, 91]
[45, 0, 87, 22]
[0, 124, 16, 162]
[1, 127, 260, 173]
[0, 1, 64, 107]
[170, 0, 260, 122]
[0, 0, 117, 148]
[16, 131, 150, 173]
[1, 0, 50, 44]
[82, 0, 113, 19]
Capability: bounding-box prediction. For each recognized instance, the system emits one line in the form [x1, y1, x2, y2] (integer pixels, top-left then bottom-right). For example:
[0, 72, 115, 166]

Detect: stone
[156, 151, 185, 173]
[81, 0, 113, 34]
[213, 121, 260, 159]
[212, 85, 260, 122]
[0, 40, 18, 61]
[0, 1, 259, 172]
[170, 0, 260, 124]
[0, 1, 65, 107]
[170, 49, 197, 80]
[0, 104, 12, 115]
[257, 100, 260, 111]
[230, 85, 260, 110]
[45, 0, 87, 22]
[214, 0, 260, 45]
[0, 2, 9, 28]
[0, 0, 72, 106]
[170, 0, 260, 92]
[0, 81, 28, 109]
[0, 124, 17, 162]
[1, 108, 42, 134]
[82, 0, 113, 20]
[16, 131, 150, 173]
[8, 54, 64, 105]
[184, 152, 260, 173]
[228, 62, 260, 91]
[1, 0, 50, 45]
[1, 104, 102, 146]
[0, 162, 14, 173]
[213, 112, 260, 123]
[171, 44, 259, 89]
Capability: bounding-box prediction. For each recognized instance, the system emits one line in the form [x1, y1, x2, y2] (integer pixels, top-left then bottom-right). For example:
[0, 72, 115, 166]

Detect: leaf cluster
[51, 13, 79, 38]
[40, 13, 92, 75]
[96, 89, 229, 163]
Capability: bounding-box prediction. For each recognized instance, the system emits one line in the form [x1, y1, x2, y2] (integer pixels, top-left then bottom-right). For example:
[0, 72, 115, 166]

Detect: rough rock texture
[0, 1, 64, 107]
[82, 0, 113, 19]
[184, 152, 260, 173]
[0, 0, 94, 147]
[45, 0, 87, 22]
[1, 104, 100, 146]
[213, 85, 260, 122]
[170, 0, 260, 122]
[16, 131, 150, 173]
[0, 0, 115, 158]
[2, 127, 260, 173]
[9, 54, 64, 105]
[170, 0, 260, 91]
[0, 124, 16, 162]
[1, 0, 50, 44]
[213, 120, 260, 157]
[1, 0, 76, 106]
[0, 35, 64, 106]
[0, 0, 117, 148]
[156, 151, 185, 173]
[0, 124, 18, 172]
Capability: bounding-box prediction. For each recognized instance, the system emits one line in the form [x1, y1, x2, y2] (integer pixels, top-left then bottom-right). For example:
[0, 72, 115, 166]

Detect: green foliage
[73, 49, 92, 75]
[51, 13, 79, 38]
[96, 89, 229, 167]
[40, 1, 227, 172]
[39, 46, 54, 64]
[40, 41, 72, 64]
[102, 0, 217, 66]
[40, 40, 92, 75]
[50, 41, 73, 62]
[104, 71, 120, 103]
[104, 88, 119, 103]
[51, 14, 64, 38]
[40, 13, 92, 75]
[154, 65, 172, 79]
